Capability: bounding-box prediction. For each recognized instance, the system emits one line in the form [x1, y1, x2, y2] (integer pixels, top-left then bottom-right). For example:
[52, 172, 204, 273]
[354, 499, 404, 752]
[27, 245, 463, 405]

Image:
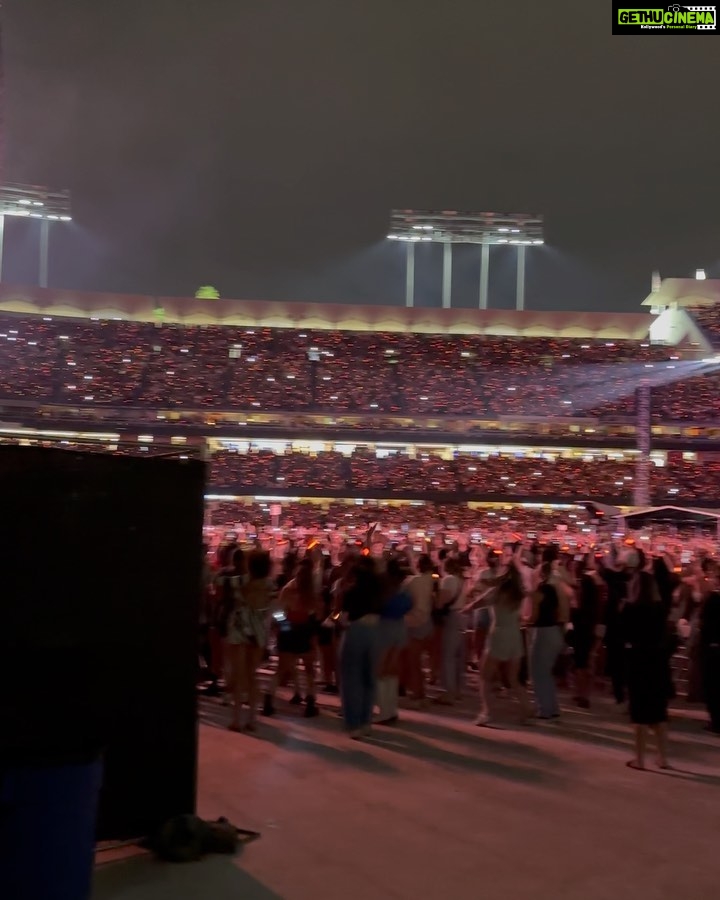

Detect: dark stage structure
[0, 447, 206, 841]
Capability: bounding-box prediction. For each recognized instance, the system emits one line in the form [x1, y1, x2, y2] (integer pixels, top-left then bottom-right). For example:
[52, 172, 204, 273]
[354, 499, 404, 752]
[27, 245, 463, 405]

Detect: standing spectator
[264, 557, 321, 718]
[700, 578, 720, 735]
[474, 547, 532, 726]
[571, 555, 603, 709]
[402, 555, 435, 706]
[599, 548, 631, 707]
[528, 563, 565, 719]
[376, 558, 412, 725]
[622, 551, 671, 770]
[317, 553, 339, 694]
[226, 551, 272, 733]
[436, 555, 466, 704]
[339, 559, 382, 739]
[470, 549, 500, 668]
[199, 543, 220, 696]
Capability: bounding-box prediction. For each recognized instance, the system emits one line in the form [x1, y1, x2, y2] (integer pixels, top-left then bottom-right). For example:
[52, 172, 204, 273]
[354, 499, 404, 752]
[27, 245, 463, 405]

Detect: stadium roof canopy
[642, 278, 720, 309]
[623, 506, 720, 527]
[578, 501, 624, 519]
[0, 284, 656, 340]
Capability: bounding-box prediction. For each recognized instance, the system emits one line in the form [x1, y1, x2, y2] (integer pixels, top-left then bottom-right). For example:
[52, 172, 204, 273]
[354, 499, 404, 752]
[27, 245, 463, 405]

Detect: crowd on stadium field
[202, 534, 720, 751]
[6, 313, 718, 420]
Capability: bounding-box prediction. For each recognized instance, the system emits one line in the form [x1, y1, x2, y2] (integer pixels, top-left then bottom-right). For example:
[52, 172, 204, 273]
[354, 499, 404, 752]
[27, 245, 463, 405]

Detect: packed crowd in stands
[209, 448, 638, 500]
[208, 448, 720, 505]
[3, 431, 719, 505]
[689, 305, 720, 348]
[5, 312, 717, 421]
[654, 460, 720, 503]
[206, 500, 598, 536]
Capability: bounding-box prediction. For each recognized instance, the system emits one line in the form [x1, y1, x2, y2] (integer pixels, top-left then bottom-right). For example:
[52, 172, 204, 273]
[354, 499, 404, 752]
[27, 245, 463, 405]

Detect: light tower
[0, 18, 72, 286]
[0, 184, 72, 286]
[387, 209, 544, 311]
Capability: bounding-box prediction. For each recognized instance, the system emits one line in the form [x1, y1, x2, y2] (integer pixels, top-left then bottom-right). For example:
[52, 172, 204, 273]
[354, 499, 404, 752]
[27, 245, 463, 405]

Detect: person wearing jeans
[529, 564, 565, 719]
[376, 558, 412, 725]
[341, 618, 380, 735]
[339, 558, 382, 739]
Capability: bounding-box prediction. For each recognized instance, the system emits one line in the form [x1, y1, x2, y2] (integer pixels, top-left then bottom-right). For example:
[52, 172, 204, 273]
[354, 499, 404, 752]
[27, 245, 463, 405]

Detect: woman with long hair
[471, 549, 500, 669]
[214, 546, 245, 703]
[317, 553, 339, 694]
[264, 557, 322, 718]
[226, 550, 272, 733]
[571, 554, 603, 709]
[468, 545, 532, 726]
[435, 555, 466, 705]
[622, 550, 671, 770]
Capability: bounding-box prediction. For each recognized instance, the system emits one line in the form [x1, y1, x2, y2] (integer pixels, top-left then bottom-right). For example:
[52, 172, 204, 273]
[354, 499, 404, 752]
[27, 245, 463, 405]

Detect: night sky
[3, 0, 719, 311]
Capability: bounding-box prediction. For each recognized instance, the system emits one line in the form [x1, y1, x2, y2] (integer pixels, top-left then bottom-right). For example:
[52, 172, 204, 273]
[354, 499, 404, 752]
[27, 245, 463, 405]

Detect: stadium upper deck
[1, 282, 719, 442]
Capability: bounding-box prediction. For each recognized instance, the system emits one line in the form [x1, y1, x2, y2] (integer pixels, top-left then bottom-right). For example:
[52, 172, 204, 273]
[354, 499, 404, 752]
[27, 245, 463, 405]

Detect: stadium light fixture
[695, 268, 706, 280]
[0, 183, 73, 287]
[387, 209, 544, 311]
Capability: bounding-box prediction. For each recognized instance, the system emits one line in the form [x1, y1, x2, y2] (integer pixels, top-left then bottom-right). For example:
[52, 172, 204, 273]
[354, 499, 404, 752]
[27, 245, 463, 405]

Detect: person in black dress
[571, 555, 603, 709]
[598, 548, 631, 706]
[621, 552, 670, 770]
[700, 578, 720, 735]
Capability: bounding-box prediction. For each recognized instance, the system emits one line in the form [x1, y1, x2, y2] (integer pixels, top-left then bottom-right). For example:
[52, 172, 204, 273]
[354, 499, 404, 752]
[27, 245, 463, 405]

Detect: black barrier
[0, 447, 206, 841]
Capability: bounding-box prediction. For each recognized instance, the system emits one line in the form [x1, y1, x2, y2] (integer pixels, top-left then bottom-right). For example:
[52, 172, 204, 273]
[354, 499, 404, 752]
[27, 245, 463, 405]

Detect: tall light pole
[0, 184, 72, 287]
[387, 210, 544, 311]
[442, 242, 452, 309]
[0, 212, 5, 282]
[405, 241, 415, 308]
[39, 218, 50, 288]
[479, 242, 490, 310]
[515, 242, 527, 312]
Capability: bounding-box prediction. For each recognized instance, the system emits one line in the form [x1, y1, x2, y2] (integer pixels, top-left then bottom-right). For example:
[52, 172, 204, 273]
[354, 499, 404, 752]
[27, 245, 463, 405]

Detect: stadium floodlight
[387, 209, 544, 311]
[0, 183, 72, 287]
[696, 268, 707, 281]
